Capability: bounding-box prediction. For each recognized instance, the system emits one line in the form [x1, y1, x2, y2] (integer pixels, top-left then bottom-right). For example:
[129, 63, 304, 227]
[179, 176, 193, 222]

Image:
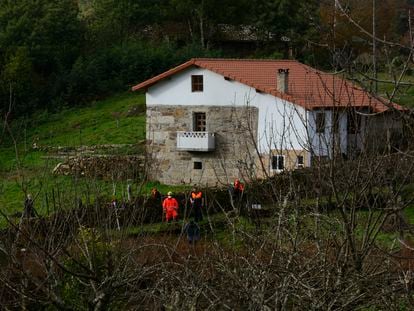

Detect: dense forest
[0, 0, 412, 117]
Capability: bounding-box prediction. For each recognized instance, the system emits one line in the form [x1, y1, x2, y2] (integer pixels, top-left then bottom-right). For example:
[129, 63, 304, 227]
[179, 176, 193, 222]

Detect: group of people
[151, 187, 205, 244]
[153, 179, 244, 244]
[21, 180, 244, 246]
[151, 187, 204, 223]
[153, 178, 244, 222]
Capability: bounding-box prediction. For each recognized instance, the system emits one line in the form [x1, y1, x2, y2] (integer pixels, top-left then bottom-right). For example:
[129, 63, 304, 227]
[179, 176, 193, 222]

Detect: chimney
[277, 69, 289, 93]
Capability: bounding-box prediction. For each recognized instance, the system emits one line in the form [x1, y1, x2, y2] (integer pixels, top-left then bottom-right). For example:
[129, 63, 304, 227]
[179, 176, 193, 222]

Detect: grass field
[0, 92, 154, 227]
[376, 72, 414, 107]
[1, 92, 146, 169]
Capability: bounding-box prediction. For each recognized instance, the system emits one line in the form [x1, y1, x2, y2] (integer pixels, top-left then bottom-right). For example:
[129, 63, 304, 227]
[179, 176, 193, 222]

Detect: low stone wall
[53, 155, 146, 180]
[34, 143, 144, 155]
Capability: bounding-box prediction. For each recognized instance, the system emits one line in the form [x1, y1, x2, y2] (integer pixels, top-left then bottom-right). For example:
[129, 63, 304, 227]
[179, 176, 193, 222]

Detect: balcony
[176, 131, 215, 152]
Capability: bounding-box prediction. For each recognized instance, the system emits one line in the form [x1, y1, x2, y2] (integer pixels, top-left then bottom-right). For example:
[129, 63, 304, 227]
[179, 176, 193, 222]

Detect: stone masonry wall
[146, 105, 259, 186]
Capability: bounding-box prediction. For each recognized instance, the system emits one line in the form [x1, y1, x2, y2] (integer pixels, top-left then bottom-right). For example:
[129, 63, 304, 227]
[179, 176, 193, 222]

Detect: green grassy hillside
[0, 92, 150, 226]
[1, 92, 146, 170]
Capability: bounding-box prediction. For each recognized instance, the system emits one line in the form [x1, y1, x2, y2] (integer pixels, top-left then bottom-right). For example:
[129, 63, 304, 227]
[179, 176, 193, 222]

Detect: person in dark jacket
[184, 220, 200, 244]
[151, 187, 161, 201]
[190, 187, 204, 222]
[23, 194, 37, 218]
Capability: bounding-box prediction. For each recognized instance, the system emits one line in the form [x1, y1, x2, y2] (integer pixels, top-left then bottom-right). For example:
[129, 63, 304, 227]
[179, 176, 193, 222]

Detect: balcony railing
[176, 131, 215, 152]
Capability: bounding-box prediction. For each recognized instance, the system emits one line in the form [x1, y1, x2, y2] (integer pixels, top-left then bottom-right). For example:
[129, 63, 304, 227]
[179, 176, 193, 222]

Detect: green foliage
[169, 0, 253, 46]
[88, 0, 168, 46]
[0, 0, 412, 117]
[0, 0, 83, 115]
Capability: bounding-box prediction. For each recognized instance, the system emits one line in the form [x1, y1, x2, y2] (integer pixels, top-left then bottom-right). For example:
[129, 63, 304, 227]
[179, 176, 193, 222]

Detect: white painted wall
[307, 110, 348, 157]
[147, 67, 308, 154]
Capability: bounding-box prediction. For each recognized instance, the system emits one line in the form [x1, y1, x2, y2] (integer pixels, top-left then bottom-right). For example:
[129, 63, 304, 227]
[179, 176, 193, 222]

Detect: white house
[132, 58, 404, 185]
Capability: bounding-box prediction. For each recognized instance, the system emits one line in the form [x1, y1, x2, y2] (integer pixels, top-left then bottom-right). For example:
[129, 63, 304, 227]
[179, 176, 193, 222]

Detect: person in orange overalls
[162, 191, 179, 222]
[233, 179, 245, 201]
[234, 179, 244, 193]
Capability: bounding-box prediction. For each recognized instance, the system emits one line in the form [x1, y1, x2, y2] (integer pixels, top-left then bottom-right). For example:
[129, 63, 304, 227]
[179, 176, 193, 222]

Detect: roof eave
[131, 59, 197, 92]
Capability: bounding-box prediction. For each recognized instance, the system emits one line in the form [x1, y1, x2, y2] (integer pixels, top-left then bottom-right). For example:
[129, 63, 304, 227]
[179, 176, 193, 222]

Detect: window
[191, 75, 203, 92]
[194, 162, 202, 170]
[297, 155, 304, 168]
[271, 155, 284, 171]
[193, 112, 206, 132]
[316, 112, 325, 134]
[347, 110, 361, 134]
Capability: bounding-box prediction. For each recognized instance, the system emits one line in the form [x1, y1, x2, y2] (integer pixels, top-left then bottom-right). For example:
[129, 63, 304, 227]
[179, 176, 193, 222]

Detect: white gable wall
[147, 67, 308, 154]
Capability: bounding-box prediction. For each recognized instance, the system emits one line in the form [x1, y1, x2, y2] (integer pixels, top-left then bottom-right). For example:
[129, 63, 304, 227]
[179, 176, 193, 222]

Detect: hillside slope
[0, 92, 147, 225]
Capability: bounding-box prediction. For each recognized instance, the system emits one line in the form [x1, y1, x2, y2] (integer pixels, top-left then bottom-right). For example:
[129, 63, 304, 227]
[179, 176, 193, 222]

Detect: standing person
[151, 187, 161, 201]
[150, 187, 162, 222]
[162, 191, 179, 222]
[111, 197, 119, 209]
[23, 194, 37, 218]
[233, 179, 244, 201]
[184, 220, 200, 245]
[190, 187, 203, 222]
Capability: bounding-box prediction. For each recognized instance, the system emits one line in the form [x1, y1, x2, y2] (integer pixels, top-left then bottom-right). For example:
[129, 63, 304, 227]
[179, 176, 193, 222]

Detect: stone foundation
[146, 105, 259, 186]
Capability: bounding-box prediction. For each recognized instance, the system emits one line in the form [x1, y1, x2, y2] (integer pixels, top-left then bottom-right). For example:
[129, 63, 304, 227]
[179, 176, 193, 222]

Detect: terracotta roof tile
[132, 58, 404, 113]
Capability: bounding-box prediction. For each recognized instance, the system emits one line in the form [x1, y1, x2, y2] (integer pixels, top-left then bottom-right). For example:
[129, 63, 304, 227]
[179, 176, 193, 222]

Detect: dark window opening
[194, 162, 202, 170]
[194, 112, 206, 132]
[332, 111, 340, 133]
[271, 155, 284, 170]
[316, 112, 325, 134]
[347, 110, 361, 134]
[191, 75, 203, 92]
[297, 155, 304, 168]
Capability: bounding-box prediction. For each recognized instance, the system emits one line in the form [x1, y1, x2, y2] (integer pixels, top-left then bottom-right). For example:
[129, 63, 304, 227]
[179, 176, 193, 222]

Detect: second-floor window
[191, 75, 203, 92]
[194, 112, 206, 131]
[316, 112, 325, 134]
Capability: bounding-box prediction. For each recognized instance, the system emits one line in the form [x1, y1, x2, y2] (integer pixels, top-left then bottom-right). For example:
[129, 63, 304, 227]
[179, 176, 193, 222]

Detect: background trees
[0, 0, 83, 115]
[0, 0, 413, 117]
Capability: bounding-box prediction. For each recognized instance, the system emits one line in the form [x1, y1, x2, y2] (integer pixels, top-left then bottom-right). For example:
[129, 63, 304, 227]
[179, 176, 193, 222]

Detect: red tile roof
[132, 58, 404, 112]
